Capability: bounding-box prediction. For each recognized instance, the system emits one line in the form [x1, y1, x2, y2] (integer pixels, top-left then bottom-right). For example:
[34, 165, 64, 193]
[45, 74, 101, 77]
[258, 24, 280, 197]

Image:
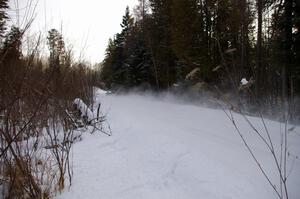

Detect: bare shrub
[0, 29, 99, 199]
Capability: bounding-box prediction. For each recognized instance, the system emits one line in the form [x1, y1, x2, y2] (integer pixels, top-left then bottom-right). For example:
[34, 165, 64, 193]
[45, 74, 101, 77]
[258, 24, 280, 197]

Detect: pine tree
[2, 26, 22, 60]
[171, 0, 207, 79]
[148, 0, 177, 88]
[100, 38, 115, 87]
[123, 23, 152, 87]
[121, 6, 134, 39]
[47, 29, 67, 93]
[47, 29, 66, 69]
[101, 7, 135, 88]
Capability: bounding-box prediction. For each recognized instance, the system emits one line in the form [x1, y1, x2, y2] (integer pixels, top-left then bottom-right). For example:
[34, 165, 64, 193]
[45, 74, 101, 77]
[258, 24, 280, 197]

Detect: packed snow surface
[57, 91, 300, 199]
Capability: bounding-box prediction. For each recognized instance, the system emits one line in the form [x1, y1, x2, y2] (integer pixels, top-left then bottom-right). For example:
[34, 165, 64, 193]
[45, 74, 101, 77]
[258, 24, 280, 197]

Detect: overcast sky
[9, 0, 138, 64]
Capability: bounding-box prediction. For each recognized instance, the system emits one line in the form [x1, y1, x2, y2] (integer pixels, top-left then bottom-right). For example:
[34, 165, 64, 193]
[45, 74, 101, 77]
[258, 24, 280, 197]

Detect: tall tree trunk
[240, 0, 246, 77]
[282, 0, 293, 118]
[256, 0, 263, 97]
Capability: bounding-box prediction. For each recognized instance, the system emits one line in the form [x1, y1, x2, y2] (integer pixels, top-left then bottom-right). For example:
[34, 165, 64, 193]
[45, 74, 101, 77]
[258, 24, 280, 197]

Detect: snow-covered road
[57, 91, 300, 199]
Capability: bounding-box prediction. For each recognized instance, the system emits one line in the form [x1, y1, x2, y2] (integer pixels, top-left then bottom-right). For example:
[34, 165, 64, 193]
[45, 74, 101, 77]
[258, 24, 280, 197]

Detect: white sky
[9, 0, 138, 64]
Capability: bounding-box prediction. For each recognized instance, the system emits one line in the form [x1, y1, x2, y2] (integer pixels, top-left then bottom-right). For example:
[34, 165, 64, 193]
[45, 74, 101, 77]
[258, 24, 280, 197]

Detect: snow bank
[94, 87, 111, 95]
[73, 98, 94, 121]
[241, 78, 248, 85]
[95, 89, 108, 95]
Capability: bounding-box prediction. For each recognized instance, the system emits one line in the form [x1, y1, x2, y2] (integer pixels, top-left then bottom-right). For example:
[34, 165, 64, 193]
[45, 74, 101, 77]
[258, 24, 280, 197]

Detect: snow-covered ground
[57, 91, 300, 199]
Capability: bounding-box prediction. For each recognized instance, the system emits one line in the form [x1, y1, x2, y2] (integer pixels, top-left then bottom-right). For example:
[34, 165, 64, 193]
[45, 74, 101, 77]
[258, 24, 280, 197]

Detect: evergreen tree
[148, 0, 177, 88]
[47, 29, 67, 93]
[2, 26, 22, 60]
[170, 0, 207, 80]
[100, 38, 116, 87]
[101, 7, 135, 88]
[47, 29, 66, 69]
[123, 23, 153, 87]
[121, 6, 134, 39]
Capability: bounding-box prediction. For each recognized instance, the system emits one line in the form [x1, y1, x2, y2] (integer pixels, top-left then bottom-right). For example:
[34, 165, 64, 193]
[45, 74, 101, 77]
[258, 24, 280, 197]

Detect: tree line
[100, 0, 300, 118]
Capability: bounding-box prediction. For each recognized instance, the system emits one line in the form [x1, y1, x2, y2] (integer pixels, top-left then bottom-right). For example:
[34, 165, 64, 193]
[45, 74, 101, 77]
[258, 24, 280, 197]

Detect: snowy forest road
[57, 91, 300, 199]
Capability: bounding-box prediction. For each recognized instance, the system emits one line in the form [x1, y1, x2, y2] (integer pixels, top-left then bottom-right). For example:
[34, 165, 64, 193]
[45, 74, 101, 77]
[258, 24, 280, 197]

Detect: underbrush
[0, 51, 100, 198]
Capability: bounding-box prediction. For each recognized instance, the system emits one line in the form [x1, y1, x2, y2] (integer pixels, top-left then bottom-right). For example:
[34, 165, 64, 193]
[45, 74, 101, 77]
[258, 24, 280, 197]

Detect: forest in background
[100, 0, 300, 121]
